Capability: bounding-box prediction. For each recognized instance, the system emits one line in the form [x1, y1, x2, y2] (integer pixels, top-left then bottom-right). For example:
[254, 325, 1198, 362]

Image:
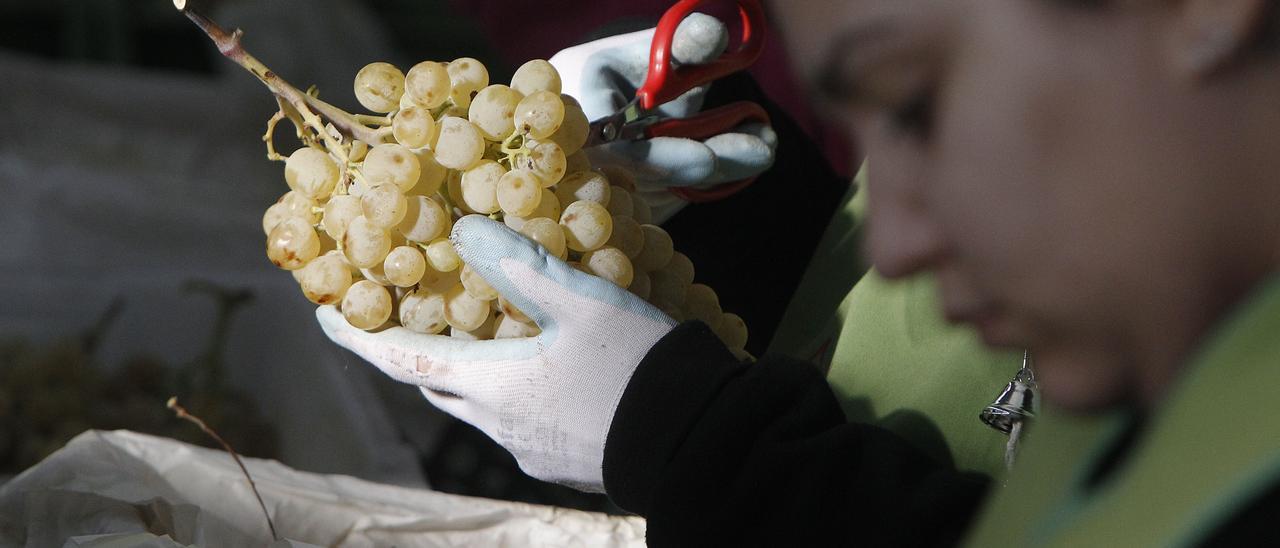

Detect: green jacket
[769, 171, 1021, 477]
[965, 275, 1280, 546]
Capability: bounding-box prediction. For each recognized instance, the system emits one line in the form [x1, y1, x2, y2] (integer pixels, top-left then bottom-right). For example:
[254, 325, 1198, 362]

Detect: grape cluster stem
[176, 4, 383, 159]
[167, 396, 279, 542]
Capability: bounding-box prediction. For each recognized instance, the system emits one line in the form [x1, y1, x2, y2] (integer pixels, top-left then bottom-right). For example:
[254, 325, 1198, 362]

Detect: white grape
[360, 183, 408, 229]
[263, 191, 318, 235]
[460, 160, 505, 214]
[398, 195, 450, 242]
[399, 289, 448, 334]
[449, 307, 497, 340]
[342, 215, 392, 269]
[629, 270, 652, 300]
[469, 84, 523, 141]
[297, 253, 353, 305]
[497, 296, 531, 324]
[419, 263, 461, 293]
[360, 261, 393, 287]
[597, 165, 636, 192]
[518, 140, 566, 187]
[424, 238, 462, 272]
[650, 263, 691, 306]
[392, 105, 438, 149]
[633, 224, 674, 271]
[322, 195, 362, 241]
[281, 190, 320, 220]
[447, 57, 489, 109]
[514, 90, 564, 139]
[384, 245, 427, 287]
[409, 149, 447, 195]
[550, 100, 590, 155]
[565, 149, 592, 174]
[460, 264, 500, 301]
[285, 148, 340, 201]
[444, 283, 490, 331]
[606, 186, 634, 217]
[556, 170, 611, 207]
[266, 216, 321, 270]
[363, 143, 421, 192]
[446, 170, 472, 214]
[405, 61, 452, 108]
[496, 169, 542, 217]
[713, 312, 748, 349]
[684, 283, 722, 326]
[342, 280, 393, 330]
[560, 200, 613, 252]
[503, 189, 558, 231]
[517, 216, 567, 259]
[581, 246, 634, 288]
[434, 116, 485, 170]
[606, 215, 645, 258]
[494, 314, 541, 339]
[262, 202, 296, 236]
[348, 140, 369, 163]
[353, 62, 405, 113]
[631, 193, 654, 225]
[510, 59, 561, 95]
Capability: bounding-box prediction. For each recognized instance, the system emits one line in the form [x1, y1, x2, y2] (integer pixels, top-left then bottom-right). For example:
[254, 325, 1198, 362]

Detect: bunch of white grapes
[261, 57, 748, 351]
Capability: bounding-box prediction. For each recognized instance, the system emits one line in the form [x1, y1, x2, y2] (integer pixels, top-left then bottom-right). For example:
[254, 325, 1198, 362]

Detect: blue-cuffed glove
[317, 215, 676, 492]
[550, 13, 777, 223]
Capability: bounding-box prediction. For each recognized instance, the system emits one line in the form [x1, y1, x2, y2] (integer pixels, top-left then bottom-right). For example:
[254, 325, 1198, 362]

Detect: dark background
[0, 0, 849, 514]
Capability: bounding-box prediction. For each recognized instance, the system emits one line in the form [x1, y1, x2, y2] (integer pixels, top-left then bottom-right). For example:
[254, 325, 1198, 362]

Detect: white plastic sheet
[0, 430, 646, 547]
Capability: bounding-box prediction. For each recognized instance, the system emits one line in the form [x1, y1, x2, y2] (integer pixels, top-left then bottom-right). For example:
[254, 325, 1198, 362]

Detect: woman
[321, 0, 1280, 544]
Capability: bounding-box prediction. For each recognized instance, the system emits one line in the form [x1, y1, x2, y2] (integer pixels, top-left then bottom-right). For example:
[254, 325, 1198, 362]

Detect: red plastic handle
[636, 0, 766, 111]
[645, 100, 768, 140]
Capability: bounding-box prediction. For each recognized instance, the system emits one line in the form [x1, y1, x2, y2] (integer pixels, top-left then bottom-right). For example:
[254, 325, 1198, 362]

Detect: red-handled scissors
[584, 0, 770, 203]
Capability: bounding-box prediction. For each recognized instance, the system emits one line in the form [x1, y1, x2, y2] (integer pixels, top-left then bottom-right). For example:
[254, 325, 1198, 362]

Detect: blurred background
[0, 0, 848, 514]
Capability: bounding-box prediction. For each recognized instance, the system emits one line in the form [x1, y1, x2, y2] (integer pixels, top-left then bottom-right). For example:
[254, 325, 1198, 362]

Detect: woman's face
[778, 1, 1280, 411]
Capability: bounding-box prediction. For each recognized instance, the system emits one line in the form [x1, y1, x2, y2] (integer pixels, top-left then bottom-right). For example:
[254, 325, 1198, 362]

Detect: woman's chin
[1031, 349, 1135, 414]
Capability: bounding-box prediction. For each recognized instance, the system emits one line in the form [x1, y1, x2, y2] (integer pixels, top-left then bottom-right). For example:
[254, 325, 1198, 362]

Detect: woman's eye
[888, 89, 935, 140]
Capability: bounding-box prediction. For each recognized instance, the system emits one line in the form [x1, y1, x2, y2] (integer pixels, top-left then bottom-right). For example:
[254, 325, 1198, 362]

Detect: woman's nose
[865, 184, 948, 279]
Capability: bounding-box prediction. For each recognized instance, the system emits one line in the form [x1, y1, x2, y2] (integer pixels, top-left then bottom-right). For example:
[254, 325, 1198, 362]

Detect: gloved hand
[550, 13, 777, 223]
[316, 215, 677, 492]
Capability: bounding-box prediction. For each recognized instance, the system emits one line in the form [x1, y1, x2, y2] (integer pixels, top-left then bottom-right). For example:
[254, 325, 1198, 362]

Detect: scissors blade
[584, 99, 648, 147]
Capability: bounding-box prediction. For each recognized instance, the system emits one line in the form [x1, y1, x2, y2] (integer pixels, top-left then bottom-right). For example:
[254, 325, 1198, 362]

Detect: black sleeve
[662, 71, 853, 357]
[604, 322, 991, 547]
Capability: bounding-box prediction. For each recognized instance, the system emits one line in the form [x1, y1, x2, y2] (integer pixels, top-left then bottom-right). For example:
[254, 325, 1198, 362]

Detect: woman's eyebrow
[816, 20, 902, 102]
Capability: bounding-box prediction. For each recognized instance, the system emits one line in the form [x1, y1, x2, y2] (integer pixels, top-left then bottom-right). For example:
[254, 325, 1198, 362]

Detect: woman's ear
[1168, 0, 1271, 78]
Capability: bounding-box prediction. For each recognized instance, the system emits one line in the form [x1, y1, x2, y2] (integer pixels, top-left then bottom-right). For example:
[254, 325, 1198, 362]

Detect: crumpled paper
[0, 430, 646, 547]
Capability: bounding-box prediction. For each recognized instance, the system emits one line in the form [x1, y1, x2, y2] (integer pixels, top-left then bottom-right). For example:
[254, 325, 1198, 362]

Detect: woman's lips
[945, 304, 1020, 346]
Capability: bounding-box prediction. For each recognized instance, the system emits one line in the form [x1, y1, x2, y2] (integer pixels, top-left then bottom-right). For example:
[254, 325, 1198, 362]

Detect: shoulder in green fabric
[964, 276, 1280, 547]
[770, 166, 1021, 477]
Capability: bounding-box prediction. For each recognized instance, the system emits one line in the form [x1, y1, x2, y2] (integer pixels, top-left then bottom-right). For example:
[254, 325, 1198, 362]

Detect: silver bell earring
[980, 350, 1038, 468]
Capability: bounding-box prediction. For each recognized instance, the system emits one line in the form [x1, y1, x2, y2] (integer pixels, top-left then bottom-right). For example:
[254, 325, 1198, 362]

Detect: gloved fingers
[576, 46, 705, 121]
[671, 12, 729, 65]
[585, 136, 716, 188]
[634, 190, 690, 225]
[701, 122, 777, 186]
[316, 304, 538, 393]
[450, 215, 669, 332]
[560, 13, 728, 121]
[567, 35, 653, 121]
[419, 387, 476, 421]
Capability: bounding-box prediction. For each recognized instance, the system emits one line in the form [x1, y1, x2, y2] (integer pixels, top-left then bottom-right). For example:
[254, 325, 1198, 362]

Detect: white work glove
[317, 215, 676, 493]
[551, 13, 777, 223]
